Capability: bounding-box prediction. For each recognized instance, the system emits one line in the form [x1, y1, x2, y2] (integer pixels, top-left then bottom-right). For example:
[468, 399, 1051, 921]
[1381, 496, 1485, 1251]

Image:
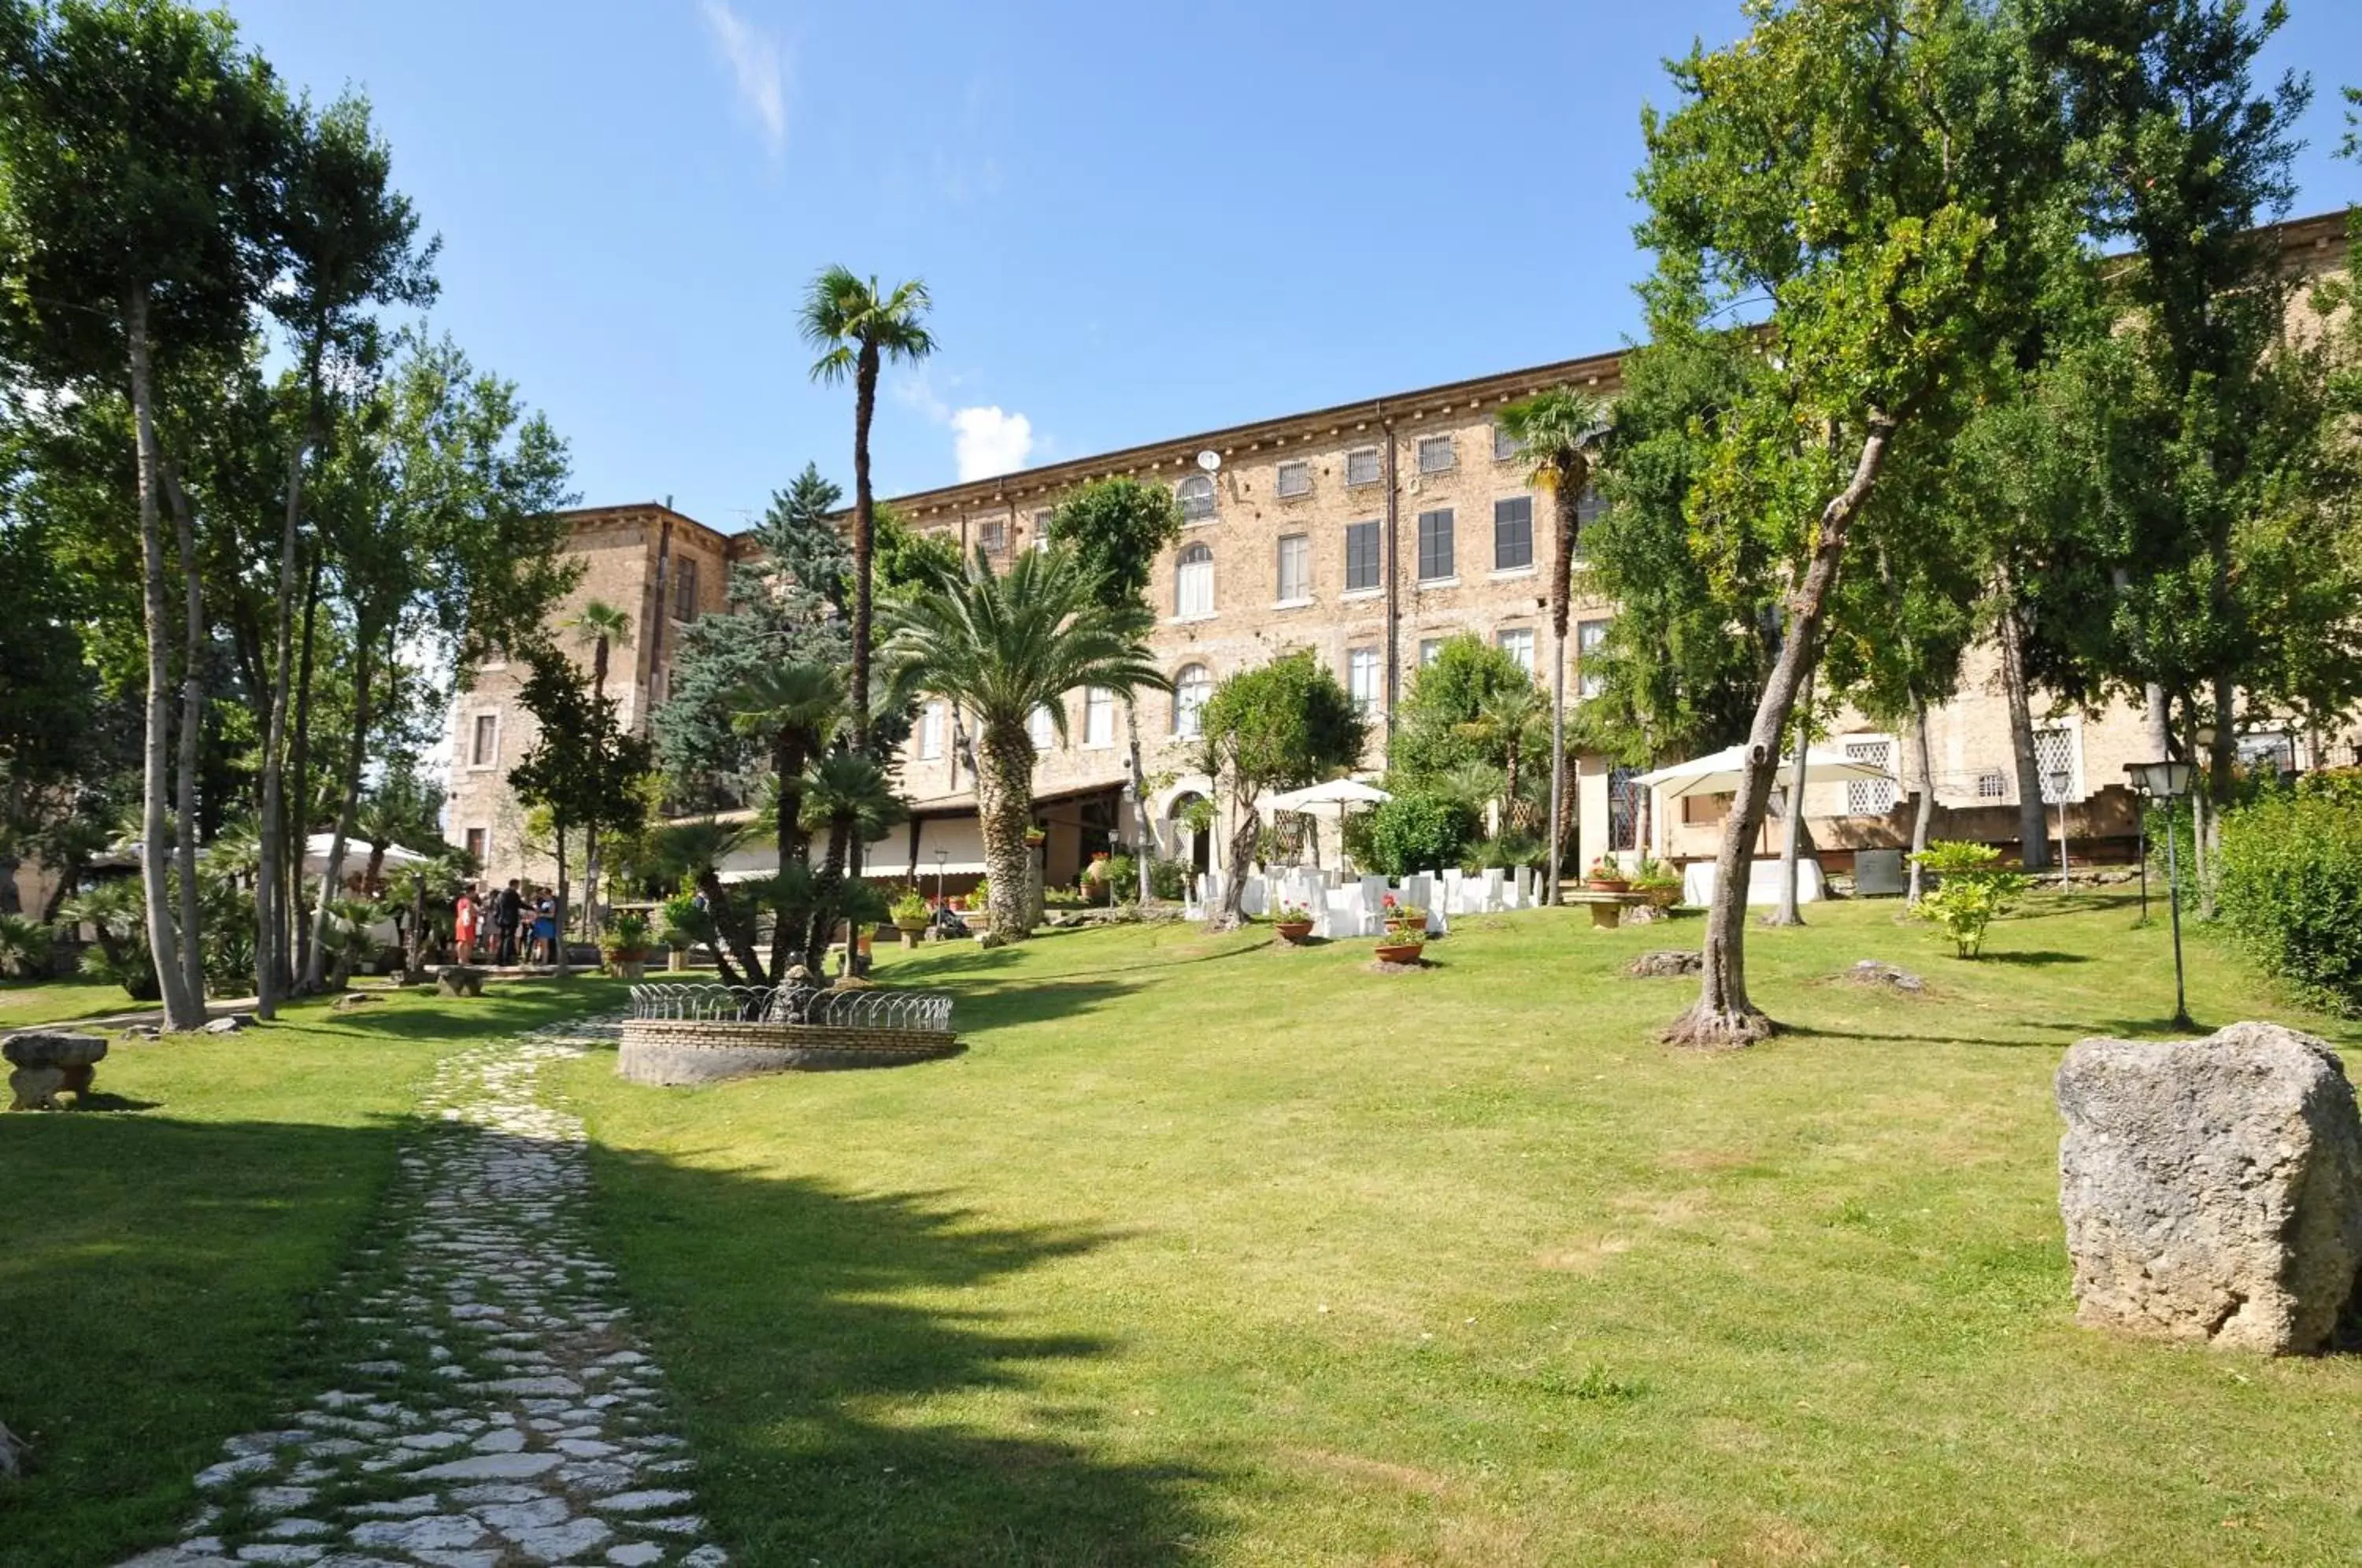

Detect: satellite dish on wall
[1195, 449, 1221, 473]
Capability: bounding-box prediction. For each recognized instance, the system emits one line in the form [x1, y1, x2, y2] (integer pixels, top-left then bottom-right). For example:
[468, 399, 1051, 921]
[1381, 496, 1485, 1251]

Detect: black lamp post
[2129, 759, 2197, 1032]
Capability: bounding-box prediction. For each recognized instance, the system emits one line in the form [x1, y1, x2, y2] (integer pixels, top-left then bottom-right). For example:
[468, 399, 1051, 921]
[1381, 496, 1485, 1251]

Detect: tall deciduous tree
[0, 0, 287, 1028]
[1046, 475, 1186, 901]
[1197, 650, 1369, 932]
[1496, 388, 1607, 903]
[509, 646, 650, 977]
[253, 89, 435, 1020]
[565, 597, 632, 934]
[881, 546, 1167, 943]
[1640, 0, 2071, 1047]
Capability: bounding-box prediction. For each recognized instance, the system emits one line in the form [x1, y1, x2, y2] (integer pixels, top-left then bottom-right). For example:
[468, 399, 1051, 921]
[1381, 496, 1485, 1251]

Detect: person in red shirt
[453, 886, 478, 963]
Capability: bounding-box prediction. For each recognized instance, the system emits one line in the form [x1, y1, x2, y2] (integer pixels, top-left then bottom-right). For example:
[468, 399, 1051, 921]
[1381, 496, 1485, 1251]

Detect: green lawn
[0, 977, 626, 1568]
[0, 976, 145, 1030]
[557, 893, 2362, 1568]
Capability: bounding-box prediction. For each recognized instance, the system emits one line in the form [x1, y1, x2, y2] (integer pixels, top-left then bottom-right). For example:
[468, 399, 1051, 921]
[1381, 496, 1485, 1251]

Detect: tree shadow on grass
[1979, 950, 2092, 966]
[584, 1146, 1223, 1566]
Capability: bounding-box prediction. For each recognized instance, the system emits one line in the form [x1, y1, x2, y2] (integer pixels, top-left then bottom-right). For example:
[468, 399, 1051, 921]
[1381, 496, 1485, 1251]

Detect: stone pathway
[124, 1020, 727, 1568]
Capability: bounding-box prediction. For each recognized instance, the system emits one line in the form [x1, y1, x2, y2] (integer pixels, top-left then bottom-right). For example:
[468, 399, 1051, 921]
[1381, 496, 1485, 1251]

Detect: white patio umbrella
[302, 832, 431, 876]
[1633, 744, 1893, 799]
[1267, 778, 1392, 872]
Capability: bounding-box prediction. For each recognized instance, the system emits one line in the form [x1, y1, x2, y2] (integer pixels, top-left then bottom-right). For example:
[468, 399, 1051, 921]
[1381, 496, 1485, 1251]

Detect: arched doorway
[1167, 791, 1213, 878]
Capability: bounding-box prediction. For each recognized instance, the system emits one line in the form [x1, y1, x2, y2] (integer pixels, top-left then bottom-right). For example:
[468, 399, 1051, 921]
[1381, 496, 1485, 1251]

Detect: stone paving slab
[119, 1021, 724, 1568]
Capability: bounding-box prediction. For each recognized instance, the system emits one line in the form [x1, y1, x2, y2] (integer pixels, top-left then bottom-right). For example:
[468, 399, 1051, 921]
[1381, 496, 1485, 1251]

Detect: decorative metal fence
[626, 982, 953, 1035]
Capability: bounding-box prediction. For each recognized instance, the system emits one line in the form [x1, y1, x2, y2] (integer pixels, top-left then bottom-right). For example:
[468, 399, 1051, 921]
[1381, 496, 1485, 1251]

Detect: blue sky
[224, 1, 2361, 532]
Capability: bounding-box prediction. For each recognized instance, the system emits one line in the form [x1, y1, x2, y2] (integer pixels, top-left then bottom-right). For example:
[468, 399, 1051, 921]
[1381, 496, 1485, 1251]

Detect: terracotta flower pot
[1587, 878, 1631, 894]
[1275, 919, 1315, 944]
[1373, 939, 1425, 965]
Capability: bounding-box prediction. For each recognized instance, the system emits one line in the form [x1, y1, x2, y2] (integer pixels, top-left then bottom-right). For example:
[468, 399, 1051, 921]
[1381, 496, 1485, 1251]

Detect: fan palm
[1498, 387, 1610, 901]
[799, 266, 935, 759]
[796, 748, 908, 971]
[881, 546, 1168, 942]
[728, 660, 847, 981]
[566, 598, 633, 699]
[1453, 678, 1549, 834]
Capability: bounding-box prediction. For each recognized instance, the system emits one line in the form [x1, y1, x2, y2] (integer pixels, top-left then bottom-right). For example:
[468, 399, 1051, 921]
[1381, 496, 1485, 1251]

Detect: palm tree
[566, 598, 633, 698]
[881, 546, 1168, 944]
[728, 661, 846, 980]
[796, 749, 906, 971]
[1497, 388, 1609, 906]
[798, 267, 935, 759]
[1455, 678, 1549, 836]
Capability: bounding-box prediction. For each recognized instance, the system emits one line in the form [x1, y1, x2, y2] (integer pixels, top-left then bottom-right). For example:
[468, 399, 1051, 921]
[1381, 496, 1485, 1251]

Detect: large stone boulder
[2057, 1022, 2362, 1354]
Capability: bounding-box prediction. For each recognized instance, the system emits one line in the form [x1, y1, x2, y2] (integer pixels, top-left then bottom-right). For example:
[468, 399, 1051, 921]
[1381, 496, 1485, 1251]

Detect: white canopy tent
[1267, 778, 1392, 874]
[303, 833, 432, 877]
[1632, 745, 1898, 905]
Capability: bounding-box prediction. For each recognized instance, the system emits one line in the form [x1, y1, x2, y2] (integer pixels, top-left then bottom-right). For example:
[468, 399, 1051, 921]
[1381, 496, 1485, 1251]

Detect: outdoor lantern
[2128, 759, 2197, 799]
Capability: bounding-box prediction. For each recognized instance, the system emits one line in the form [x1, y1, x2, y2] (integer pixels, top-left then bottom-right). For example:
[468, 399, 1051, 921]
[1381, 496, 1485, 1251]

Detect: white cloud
[951, 405, 1033, 481]
[698, 0, 787, 162]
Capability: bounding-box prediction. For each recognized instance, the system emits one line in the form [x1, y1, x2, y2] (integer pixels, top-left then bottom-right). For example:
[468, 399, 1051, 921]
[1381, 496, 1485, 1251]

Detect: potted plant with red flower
[1274, 900, 1316, 944]
[1586, 856, 1631, 894]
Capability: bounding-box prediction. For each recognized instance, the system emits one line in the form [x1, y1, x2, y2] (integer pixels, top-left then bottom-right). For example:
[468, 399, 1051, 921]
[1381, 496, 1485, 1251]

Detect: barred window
[1976, 768, 2008, 799]
[1416, 435, 1455, 475]
[1844, 738, 1896, 815]
[1275, 460, 1312, 498]
[1494, 497, 1535, 570]
[1177, 473, 1216, 523]
[1416, 508, 1454, 582]
[978, 520, 1006, 554]
[1344, 521, 1381, 590]
[1346, 447, 1382, 487]
[1494, 423, 1520, 460]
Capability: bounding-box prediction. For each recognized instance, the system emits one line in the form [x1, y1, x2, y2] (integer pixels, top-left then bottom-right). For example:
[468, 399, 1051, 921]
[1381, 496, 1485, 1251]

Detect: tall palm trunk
[767, 727, 813, 978]
[126, 284, 201, 1030]
[1124, 699, 1153, 901]
[1669, 414, 1894, 1048]
[1545, 460, 1580, 906]
[846, 344, 881, 919]
[164, 460, 207, 1004]
[975, 722, 1037, 942]
[255, 353, 320, 1021]
[303, 630, 374, 991]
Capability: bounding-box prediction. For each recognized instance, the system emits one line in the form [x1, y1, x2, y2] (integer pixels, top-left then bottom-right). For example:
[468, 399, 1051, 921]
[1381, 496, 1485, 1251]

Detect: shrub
[0, 914, 53, 979]
[889, 889, 931, 923]
[1105, 852, 1138, 902]
[1909, 841, 2028, 959]
[600, 910, 651, 956]
[1148, 856, 1190, 901]
[1460, 830, 1542, 875]
[2216, 777, 2362, 1014]
[1361, 792, 1478, 877]
[658, 891, 705, 949]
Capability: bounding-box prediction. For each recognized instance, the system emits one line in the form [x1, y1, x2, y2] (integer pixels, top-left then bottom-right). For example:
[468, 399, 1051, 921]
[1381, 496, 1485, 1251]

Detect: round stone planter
[618, 1018, 964, 1085]
[6, 1030, 108, 1110]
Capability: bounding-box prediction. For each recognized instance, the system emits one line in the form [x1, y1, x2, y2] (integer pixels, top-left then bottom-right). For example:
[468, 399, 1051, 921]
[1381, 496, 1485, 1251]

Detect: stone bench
[1560, 890, 1650, 930]
[6, 1030, 109, 1110]
[436, 965, 487, 998]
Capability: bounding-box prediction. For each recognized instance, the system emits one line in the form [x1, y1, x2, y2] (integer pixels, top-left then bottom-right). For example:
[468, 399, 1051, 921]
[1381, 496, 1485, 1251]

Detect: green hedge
[2216, 771, 2362, 1015]
[1361, 793, 1479, 878]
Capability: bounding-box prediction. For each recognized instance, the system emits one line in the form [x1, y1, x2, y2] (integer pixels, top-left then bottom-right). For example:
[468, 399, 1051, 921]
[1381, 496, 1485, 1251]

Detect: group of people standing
[450, 879, 561, 967]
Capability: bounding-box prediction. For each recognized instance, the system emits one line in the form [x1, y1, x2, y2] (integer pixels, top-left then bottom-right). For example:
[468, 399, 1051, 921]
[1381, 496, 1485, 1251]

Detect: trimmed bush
[2216, 773, 2362, 1015]
[1148, 856, 1190, 901]
[1909, 840, 2028, 959]
[1361, 792, 1479, 878]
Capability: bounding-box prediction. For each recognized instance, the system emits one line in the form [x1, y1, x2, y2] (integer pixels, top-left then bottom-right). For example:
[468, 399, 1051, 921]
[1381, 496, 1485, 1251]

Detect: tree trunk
[254, 357, 320, 1021]
[696, 869, 761, 986]
[1992, 577, 2049, 870]
[845, 344, 880, 912]
[125, 286, 200, 1030]
[405, 875, 429, 982]
[163, 460, 207, 1005]
[1213, 802, 1261, 933]
[1666, 413, 1895, 1049]
[975, 722, 1038, 942]
[302, 631, 373, 992]
[1907, 693, 1935, 905]
[769, 730, 814, 981]
[551, 819, 571, 977]
[1768, 670, 1814, 927]
[1546, 457, 1581, 907]
[1124, 700, 1153, 902]
[287, 556, 322, 988]
[581, 636, 610, 942]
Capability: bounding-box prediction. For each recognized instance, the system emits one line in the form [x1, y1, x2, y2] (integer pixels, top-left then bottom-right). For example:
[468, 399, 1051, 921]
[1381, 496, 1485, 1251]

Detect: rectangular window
[978, 520, 1006, 554]
[672, 558, 699, 621]
[1275, 460, 1312, 498]
[1844, 737, 1897, 815]
[1419, 637, 1447, 668]
[1034, 509, 1053, 535]
[1493, 496, 1534, 571]
[1497, 627, 1535, 672]
[1344, 521, 1381, 591]
[1416, 435, 1455, 475]
[1346, 447, 1382, 487]
[1494, 423, 1520, 461]
[1976, 768, 2008, 800]
[2034, 726, 2079, 803]
[464, 827, 488, 867]
[920, 703, 944, 760]
[1029, 704, 1056, 749]
[1416, 508, 1454, 582]
[471, 713, 498, 767]
[1574, 485, 1605, 560]
[1084, 688, 1115, 747]
[1347, 648, 1380, 715]
[1275, 534, 1310, 602]
[1577, 618, 1610, 699]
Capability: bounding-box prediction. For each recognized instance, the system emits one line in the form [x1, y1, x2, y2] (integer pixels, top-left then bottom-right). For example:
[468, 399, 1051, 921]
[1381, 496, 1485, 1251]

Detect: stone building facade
[443, 210, 2354, 897]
